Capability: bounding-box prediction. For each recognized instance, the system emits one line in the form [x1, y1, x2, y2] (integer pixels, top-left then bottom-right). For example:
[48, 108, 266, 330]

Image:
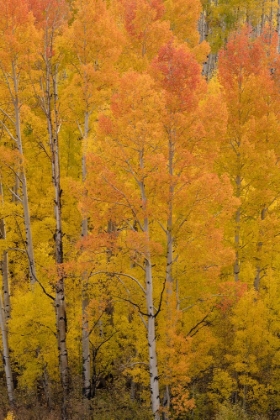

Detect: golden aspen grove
[2, 0, 280, 419]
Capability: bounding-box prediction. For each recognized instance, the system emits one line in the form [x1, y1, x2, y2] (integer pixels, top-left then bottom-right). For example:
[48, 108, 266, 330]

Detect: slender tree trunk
[0, 60, 36, 288]
[0, 291, 14, 407]
[139, 152, 160, 419]
[12, 62, 37, 285]
[43, 365, 52, 409]
[205, 53, 218, 80]
[0, 183, 10, 320]
[44, 56, 69, 418]
[12, 173, 21, 204]
[198, 10, 207, 44]
[145, 255, 160, 420]
[260, 1, 266, 34]
[162, 131, 175, 420]
[0, 183, 14, 406]
[199, 4, 210, 78]
[200, 1, 217, 79]
[2, 251, 10, 320]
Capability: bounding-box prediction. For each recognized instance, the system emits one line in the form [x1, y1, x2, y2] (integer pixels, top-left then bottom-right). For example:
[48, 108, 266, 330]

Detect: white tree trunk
[145, 256, 160, 419]
[0, 183, 10, 320]
[15, 111, 37, 285]
[0, 291, 14, 407]
[8, 62, 37, 286]
[2, 251, 10, 320]
[162, 132, 175, 420]
[0, 184, 14, 405]
[44, 57, 69, 417]
[139, 157, 160, 419]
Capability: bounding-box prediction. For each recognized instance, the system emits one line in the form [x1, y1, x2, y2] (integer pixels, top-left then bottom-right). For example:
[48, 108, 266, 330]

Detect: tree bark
[162, 130, 175, 420]
[145, 254, 160, 420]
[44, 51, 69, 417]
[0, 183, 10, 320]
[139, 152, 160, 419]
[0, 182, 14, 406]
[2, 251, 10, 320]
[198, 10, 207, 44]
[1, 61, 38, 286]
[0, 290, 14, 407]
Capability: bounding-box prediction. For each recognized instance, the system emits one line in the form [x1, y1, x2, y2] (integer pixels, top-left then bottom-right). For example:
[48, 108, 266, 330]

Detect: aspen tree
[218, 29, 280, 288]
[81, 60, 234, 417]
[82, 71, 165, 419]
[0, 0, 38, 285]
[150, 40, 235, 418]
[151, 41, 205, 417]
[28, 0, 70, 416]
[118, 0, 172, 71]
[61, 0, 123, 400]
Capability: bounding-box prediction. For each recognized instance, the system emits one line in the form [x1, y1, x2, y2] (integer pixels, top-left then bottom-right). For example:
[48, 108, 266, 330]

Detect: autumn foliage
[0, 1, 280, 420]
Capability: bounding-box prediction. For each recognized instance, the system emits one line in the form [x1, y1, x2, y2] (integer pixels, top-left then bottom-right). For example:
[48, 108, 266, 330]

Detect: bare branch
[154, 279, 166, 318]
[8, 188, 22, 202]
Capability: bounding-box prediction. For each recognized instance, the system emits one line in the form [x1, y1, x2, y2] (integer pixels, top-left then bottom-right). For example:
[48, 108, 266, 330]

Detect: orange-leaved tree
[150, 41, 235, 418]
[79, 42, 235, 417]
[81, 70, 166, 419]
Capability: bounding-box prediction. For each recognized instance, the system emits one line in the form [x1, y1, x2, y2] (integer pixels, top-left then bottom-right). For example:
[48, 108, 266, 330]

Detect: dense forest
[2, 0, 280, 419]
